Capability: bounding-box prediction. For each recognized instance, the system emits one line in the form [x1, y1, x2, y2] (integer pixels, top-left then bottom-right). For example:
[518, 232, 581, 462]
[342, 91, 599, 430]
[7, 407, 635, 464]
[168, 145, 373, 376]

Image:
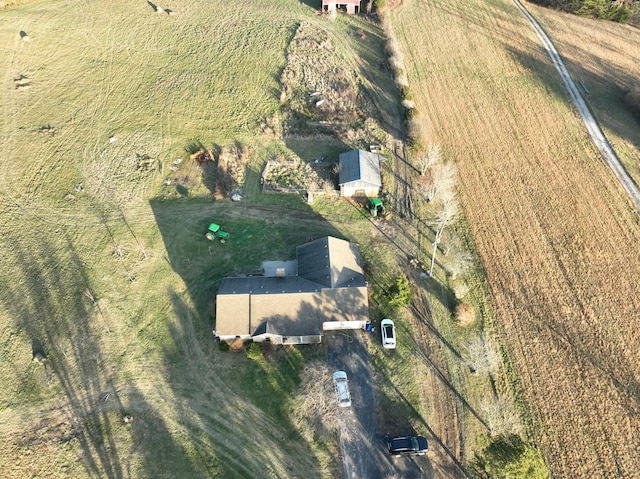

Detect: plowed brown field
[391, 0, 640, 477]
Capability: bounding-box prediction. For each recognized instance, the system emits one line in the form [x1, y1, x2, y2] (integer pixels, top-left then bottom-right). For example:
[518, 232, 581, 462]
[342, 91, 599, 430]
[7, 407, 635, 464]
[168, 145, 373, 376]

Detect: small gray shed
[338, 149, 382, 198]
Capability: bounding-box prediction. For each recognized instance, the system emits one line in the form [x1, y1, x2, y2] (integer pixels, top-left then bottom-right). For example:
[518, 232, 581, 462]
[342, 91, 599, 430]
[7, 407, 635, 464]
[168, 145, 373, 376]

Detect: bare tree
[415, 148, 460, 277]
[416, 161, 456, 203]
[445, 234, 475, 280]
[428, 187, 460, 277]
[416, 144, 441, 176]
[466, 333, 500, 375]
[290, 362, 339, 442]
[480, 396, 522, 436]
[415, 173, 435, 203]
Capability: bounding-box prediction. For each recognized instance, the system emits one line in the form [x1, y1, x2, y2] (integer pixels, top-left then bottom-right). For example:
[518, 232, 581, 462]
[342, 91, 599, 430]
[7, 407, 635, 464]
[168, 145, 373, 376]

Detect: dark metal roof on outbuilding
[338, 149, 382, 187]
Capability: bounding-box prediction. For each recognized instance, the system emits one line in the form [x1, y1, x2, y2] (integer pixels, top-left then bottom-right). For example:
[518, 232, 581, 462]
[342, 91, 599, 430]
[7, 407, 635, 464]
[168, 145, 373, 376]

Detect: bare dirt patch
[215, 144, 249, 199]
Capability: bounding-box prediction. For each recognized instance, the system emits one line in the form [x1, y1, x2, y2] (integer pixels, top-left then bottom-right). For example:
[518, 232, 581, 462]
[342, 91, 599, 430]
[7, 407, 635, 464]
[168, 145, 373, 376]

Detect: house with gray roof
[214, 236, 369, 345]
[338, 149, 382, 198]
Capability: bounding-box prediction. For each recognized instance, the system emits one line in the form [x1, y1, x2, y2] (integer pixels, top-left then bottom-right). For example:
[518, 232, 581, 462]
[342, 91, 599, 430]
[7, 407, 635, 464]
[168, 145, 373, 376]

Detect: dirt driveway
[514, 0, 640, 210]
[326, 330, 431, 479]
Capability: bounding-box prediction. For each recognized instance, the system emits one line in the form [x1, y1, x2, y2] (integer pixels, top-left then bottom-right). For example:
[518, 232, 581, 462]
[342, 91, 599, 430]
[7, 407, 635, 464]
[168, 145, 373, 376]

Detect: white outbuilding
[338, 149, 382, 198]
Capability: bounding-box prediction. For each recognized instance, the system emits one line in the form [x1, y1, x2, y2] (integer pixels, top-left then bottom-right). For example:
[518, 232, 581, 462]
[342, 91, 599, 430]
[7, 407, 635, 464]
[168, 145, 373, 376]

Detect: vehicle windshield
[410, 437, 419, 450]
[384, 325, 393, 336]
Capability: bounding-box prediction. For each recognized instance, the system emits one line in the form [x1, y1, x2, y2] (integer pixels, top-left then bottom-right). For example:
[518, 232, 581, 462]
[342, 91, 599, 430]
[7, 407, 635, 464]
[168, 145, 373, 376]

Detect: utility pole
[429, 218, 447, 277]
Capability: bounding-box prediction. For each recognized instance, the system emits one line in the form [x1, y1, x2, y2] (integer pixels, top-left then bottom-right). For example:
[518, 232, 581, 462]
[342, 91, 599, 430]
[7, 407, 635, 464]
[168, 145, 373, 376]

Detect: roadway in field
[514, 0, 640, 211]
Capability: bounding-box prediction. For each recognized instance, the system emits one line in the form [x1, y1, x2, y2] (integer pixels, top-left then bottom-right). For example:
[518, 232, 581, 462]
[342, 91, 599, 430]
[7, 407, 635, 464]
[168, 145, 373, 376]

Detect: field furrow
[393, 0, 640, 476]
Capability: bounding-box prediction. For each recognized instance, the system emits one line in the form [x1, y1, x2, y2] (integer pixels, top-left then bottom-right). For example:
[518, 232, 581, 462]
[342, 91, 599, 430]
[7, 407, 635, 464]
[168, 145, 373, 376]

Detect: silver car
[332, 370, 352, 407]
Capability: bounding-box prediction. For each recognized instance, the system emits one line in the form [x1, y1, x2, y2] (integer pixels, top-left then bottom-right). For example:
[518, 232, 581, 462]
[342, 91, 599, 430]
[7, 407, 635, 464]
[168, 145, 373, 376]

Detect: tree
[466, 333, 500, 375]
[416, 144, 441, 176]
[473, 434, 548, 479]
[624, 84, 640, 119]
[388, 275, 412, 308]
[526, 0, 633, 23]
[246, 341, 263, 361]
[428, 188, 460, 276]
[290, 362, 339, 442]
[480, 397, 522, 436]
[416, 161, 456, 203]
[377, 275, 412, 316]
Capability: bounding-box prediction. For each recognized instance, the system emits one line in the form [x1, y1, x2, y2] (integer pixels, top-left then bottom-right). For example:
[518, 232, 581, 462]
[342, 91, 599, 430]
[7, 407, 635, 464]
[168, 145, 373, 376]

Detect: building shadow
[148, 178, 352, 474]
[156, 288, 330, 477]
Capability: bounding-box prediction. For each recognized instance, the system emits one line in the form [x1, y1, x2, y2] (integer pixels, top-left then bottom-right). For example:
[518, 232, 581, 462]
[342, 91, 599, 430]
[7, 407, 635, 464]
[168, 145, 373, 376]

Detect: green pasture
[0, 0, 400, 477]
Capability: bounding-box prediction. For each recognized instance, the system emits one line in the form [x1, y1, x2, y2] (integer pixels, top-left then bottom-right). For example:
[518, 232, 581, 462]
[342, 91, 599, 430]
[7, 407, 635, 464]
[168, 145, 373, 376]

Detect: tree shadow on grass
[175, 184, 189, 197]
[371, 359, 470, 479]
[298, 0, 320, 11]
[407, 300, 474, 373]
[412, 342, 490, 433]
[505, 43, 640, 154]
[0, 230, 208, 479]
[437, 0, 640, 153]
[101, 380, 209, 478]
[419, 273, 458, 315]
[148, 195, 344, 315]
[148, 159, 381, 477]
[0, 233, 125, 478]
[342, 21, 405, 141]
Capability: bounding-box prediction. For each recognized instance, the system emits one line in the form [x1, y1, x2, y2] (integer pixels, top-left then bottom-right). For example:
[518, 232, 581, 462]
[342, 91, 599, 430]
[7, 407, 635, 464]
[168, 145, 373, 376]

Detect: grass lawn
[0, 1, 396, 477]
[4, 0, 637, 477]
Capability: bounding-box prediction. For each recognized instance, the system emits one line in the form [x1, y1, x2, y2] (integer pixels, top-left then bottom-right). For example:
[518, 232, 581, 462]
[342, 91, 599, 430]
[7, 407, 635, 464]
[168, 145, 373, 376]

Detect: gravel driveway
[326, 330, 431, 479]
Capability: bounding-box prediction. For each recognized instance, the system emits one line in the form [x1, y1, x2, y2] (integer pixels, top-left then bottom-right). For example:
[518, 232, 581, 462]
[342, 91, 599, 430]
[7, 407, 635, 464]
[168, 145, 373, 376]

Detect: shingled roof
[215, 236, 368, 340]
[297, 236, 366, 288]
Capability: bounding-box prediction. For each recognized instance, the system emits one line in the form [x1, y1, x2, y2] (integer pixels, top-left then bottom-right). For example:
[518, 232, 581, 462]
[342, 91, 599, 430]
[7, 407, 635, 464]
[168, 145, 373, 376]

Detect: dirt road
[514, 0, 640, 210]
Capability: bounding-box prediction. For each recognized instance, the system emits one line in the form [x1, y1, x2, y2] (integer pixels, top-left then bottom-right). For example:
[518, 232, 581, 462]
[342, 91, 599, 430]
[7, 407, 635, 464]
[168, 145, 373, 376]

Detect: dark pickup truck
[386, 434, 429, 456]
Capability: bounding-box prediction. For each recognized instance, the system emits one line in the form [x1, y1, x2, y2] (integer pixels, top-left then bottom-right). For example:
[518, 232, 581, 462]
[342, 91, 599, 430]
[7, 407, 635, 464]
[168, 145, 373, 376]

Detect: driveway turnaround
[326, 331, 430, 479]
